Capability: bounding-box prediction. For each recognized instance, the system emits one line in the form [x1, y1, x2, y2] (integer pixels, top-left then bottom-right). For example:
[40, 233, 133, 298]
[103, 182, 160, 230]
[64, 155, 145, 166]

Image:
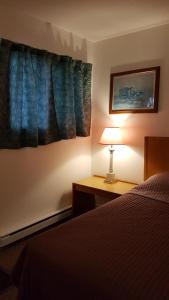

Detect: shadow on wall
[0, 5, 88, 61]
[45, 22, 88, 61]
[59, 191, 72, 211]
[0, 137, 91, 200]
[0, 137, 91, 234]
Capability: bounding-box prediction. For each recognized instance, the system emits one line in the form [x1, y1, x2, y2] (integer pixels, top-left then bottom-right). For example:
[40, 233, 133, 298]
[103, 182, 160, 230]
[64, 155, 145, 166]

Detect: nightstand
[72, 176, 137, 216]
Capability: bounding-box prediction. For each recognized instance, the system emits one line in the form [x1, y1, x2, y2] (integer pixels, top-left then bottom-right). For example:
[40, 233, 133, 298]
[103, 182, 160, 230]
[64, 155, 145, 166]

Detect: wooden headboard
[144, 136, 169, 180]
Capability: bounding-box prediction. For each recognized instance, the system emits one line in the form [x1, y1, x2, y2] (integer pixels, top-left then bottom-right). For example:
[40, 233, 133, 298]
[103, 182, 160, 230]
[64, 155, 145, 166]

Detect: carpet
[0, 268, 11, 293]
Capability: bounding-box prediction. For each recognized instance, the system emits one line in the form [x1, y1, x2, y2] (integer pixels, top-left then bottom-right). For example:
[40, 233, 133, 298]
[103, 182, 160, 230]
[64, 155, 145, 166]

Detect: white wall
[1, 7, 169, 236]
[0, 6, 93, 236]
[92, 24, 169, 184]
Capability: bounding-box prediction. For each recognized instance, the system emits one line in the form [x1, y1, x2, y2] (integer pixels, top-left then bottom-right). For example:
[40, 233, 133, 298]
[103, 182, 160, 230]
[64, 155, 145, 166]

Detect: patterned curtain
[0, 39, 92, 148]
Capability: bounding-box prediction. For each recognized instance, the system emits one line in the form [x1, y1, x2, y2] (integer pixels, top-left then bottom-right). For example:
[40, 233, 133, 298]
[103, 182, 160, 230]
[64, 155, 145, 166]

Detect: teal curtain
[0, 39, 92, 148]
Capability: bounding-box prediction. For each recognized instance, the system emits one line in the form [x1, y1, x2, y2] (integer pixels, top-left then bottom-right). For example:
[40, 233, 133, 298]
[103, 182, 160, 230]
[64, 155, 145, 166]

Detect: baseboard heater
[0, 208, 72, 248]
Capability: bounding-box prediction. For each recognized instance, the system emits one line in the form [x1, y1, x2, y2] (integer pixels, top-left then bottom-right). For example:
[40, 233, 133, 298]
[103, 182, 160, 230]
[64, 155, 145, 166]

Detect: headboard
[144, 136, 169, 180]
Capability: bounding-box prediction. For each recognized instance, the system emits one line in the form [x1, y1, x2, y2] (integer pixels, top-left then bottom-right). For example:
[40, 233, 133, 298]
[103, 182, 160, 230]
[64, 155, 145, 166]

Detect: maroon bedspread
[13, 174, 169, 300]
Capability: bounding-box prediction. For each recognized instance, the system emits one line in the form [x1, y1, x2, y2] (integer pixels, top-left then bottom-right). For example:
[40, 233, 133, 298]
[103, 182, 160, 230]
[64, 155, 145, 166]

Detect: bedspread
[13, 174, 169, 300]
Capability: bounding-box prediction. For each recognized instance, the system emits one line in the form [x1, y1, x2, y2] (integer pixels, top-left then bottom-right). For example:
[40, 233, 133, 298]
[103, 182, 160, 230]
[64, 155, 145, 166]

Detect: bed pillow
[129, 172, 169, 203]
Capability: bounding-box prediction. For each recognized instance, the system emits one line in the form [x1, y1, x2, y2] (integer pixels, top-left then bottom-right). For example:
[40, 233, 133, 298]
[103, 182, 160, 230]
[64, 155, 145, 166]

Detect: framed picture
[109, 66, 160, 114]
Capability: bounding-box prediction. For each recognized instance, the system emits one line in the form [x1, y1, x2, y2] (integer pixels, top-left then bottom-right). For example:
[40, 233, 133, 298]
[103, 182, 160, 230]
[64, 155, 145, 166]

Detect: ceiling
[1, 0, 169, 42]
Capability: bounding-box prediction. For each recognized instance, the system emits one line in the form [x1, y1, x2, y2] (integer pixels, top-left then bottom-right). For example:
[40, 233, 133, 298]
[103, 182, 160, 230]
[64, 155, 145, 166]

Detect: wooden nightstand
[72, 176, 137, 216]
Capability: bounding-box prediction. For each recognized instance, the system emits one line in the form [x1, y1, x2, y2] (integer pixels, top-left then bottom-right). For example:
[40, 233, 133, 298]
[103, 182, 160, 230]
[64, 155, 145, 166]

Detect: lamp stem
[104, 145, 115, 183]
[109, 145, 114, 173]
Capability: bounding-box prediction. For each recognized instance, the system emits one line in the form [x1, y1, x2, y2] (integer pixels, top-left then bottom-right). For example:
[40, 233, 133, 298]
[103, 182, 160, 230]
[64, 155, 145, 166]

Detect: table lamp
[99, 127, 123, 183]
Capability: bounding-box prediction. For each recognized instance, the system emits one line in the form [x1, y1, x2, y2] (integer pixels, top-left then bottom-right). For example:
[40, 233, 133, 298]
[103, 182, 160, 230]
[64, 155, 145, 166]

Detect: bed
[13, 136, 169, 300]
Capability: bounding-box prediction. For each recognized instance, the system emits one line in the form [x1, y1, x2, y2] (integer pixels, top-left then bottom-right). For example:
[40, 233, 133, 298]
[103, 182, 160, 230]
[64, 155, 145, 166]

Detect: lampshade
[99, 127, 123, 145]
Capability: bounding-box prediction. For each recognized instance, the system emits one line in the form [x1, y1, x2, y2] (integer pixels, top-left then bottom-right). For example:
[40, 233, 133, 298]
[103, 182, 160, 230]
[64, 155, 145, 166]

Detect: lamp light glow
[99, 127, 123, 145]
[99, 127, 124, 183]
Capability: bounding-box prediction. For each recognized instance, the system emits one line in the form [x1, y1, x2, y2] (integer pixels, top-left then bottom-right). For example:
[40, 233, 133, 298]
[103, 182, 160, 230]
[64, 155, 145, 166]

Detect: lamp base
[104, 172, 115, 184]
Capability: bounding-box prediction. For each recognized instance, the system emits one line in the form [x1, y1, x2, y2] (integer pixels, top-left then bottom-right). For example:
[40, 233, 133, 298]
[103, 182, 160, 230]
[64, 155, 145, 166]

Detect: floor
[0, 216, 72, 300]
[0, 239, 26, 300]
[0, 286, 17, 300]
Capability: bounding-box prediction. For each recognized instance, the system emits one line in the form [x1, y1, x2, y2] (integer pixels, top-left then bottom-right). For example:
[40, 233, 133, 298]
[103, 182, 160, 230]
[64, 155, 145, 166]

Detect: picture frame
[109, 66, 160, 114]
